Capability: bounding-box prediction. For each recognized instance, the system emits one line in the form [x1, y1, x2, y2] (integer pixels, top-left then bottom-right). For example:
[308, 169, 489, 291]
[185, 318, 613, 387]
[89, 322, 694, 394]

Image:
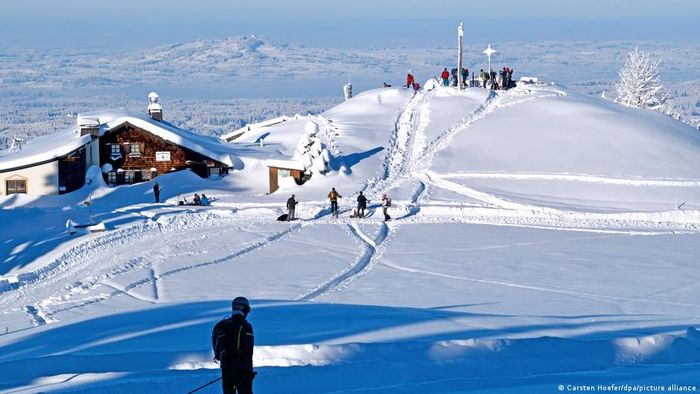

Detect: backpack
[212, 318, 242, 361]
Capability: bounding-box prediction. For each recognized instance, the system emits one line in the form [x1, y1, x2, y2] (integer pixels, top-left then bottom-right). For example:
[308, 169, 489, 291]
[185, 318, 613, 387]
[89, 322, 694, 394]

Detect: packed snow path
[362, 86, 574, 210]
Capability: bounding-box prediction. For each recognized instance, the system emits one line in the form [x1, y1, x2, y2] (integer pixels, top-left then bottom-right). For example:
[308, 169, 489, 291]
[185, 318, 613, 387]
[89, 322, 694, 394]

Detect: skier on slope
[406, 72, 415, 88]
[212, 297, 256, 394]
[328, 187, 342, 218]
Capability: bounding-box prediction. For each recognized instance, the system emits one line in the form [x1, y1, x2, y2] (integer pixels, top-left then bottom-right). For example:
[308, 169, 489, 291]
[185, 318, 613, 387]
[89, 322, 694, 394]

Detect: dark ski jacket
[212, 312, 254, 370]
[287, 197, 297, 210]
[357, 194, 368, 209]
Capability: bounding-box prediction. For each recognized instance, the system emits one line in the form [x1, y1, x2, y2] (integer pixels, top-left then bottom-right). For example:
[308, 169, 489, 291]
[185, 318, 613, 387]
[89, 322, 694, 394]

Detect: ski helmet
[232, 296, 251, 315]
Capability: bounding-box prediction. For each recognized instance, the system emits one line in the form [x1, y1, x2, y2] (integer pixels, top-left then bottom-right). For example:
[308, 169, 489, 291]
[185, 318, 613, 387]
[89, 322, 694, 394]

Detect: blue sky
[1, 0, 698, 48]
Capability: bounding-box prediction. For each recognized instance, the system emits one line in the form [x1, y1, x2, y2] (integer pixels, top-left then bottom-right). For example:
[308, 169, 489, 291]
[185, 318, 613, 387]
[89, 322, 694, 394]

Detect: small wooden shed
[265, 159, 306, 194]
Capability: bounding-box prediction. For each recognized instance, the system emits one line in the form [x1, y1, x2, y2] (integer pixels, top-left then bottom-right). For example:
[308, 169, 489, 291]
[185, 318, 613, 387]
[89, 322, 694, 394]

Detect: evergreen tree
[615, 47, 669, 112]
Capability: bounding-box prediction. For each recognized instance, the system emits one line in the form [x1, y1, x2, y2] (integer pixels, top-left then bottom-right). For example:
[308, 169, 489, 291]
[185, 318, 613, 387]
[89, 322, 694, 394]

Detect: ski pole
[185, 377, 222, 394]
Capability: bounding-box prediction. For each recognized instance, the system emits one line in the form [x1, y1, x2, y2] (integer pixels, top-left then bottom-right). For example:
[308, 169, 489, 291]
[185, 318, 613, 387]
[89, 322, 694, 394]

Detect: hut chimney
[148, 92, 163, 121]
[77, 116, 100, 137]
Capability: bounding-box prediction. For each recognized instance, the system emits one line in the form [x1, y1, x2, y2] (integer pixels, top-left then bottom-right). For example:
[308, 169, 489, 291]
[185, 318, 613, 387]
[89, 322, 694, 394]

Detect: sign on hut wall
[155, 151, 171, 162]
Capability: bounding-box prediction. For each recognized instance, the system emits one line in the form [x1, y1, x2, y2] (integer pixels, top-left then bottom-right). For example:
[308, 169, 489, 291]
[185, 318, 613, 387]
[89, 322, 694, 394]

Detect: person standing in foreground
[153, 181, 160, 203]
[212, 297, 255, 394]
[286, 194, 298, 221]
[328, 187, 342, 218]
[381, 193, 392, 221]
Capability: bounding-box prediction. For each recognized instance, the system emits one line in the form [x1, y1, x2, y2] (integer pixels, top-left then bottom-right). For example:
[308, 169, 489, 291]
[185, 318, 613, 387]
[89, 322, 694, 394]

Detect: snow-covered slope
[234, 84, 700, 213]
[1, 84, 699, 393]
[434, 86, 700, 178]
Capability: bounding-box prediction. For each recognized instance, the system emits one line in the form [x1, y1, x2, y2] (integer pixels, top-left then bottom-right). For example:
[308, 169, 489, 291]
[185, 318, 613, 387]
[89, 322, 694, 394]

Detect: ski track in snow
[364, 89, 433, 198]
[296, 222, 390, 301]
[381, 259, 700, 308]
[37, 223, 301, 322]
[411, 87, 566, 176]
[419, 171, 535, 211]
[99, 280, 158, 304]
[400, 180, 427, 220]
[360, 87, 577, 224]
[440, 172, 700, 187]
[0, 210, 302, 326]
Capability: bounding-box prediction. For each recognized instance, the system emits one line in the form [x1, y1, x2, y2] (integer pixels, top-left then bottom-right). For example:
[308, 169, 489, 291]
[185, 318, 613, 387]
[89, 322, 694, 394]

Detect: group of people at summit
[403, 65, 516, 91]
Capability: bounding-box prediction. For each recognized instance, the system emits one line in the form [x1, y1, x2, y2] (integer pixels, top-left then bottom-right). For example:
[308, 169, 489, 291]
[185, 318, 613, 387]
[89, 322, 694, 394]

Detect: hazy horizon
[1, 0, 698, 50]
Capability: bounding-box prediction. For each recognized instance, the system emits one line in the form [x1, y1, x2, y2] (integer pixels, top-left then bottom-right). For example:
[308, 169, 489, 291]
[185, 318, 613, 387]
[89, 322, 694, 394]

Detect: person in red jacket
[441, 67, 450, 86]
[406, 72, 414, 88]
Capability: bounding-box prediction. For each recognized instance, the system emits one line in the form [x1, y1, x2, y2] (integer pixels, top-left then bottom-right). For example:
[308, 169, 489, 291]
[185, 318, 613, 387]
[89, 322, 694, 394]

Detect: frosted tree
[615, 47, 669, 112]
[293, 121, 332, 175]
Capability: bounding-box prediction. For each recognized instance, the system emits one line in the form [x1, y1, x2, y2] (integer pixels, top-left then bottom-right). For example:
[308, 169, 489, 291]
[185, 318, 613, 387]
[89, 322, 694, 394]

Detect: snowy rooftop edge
[0, 110, 238, 171]
[96, 111, 236, 167]
[0, 130, 90, 172]
[265, 159, 305, 171]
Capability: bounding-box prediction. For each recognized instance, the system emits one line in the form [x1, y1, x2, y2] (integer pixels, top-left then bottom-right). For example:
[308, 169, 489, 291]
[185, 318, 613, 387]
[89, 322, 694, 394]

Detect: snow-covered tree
[615, 47, 669, 112]
[293, 121, 332, 175]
